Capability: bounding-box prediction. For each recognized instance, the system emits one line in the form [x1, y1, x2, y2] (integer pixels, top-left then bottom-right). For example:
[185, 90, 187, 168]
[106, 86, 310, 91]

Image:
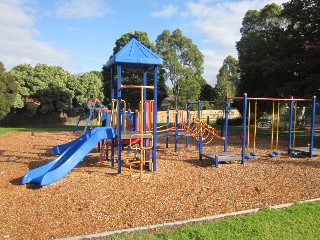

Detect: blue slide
[22, 126, 116, 186]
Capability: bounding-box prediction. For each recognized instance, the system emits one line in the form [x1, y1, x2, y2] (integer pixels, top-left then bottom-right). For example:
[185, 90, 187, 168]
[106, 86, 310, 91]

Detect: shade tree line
[0, 0, 318, 122]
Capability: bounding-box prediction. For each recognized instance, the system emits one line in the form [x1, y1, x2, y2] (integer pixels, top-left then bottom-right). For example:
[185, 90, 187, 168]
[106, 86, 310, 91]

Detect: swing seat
[250, 151, 259, 156]
[245, 155, 252, 159]
[268, 153, 276, 157]
[290, 151, 298, 156]
[273, 151, 281, 155]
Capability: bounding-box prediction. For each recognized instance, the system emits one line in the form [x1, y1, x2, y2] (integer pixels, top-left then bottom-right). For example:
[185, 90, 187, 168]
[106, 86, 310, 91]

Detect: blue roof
[106, 38, 163, 70]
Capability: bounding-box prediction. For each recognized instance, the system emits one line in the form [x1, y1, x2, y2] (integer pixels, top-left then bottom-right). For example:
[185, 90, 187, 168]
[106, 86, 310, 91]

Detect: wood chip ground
[0, 131, 319, 239]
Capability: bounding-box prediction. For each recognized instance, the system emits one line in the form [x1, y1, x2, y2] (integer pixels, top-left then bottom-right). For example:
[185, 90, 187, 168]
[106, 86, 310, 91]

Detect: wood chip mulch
[0, 131, 319, 239]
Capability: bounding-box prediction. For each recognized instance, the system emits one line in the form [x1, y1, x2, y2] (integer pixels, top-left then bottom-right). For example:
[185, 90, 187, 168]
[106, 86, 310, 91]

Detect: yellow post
[247, 101, 251, 152]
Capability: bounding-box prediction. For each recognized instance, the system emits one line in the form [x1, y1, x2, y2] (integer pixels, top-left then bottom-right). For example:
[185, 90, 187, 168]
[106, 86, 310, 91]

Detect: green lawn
[0, 125, 78, 135]
[106, 201, 320, 240]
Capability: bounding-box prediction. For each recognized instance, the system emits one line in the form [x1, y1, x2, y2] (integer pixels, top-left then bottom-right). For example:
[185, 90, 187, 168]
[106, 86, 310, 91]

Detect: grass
[0, 125, 78, 136]
[105, 201, 320, 239]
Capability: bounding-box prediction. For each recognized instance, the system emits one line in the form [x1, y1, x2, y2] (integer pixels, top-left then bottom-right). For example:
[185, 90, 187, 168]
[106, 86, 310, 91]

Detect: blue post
[117, 65, 122, 174]
[242, 93, 248, 165]
[175, 109, 179, 152]
[288, 97, 294, 154]
[224, 95, 229, 152]
[153, 66, 158, 172]
[111, 67, 115, 167]
[111, 68, 115, 100]
[198, 100, 202, 160]
[186, 103, 190, 149]
[309, 96, 316, 158]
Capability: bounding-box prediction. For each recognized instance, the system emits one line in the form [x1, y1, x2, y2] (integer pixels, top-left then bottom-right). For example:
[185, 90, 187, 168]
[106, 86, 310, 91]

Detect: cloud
[151, 4, 178, 18]
[55, 0, 111, 19]
[0, 1, 75, 71]
[185, 0, 289, 86]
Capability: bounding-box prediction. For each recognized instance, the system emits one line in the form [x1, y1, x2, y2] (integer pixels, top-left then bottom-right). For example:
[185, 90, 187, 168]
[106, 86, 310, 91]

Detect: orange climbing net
[181, 118, 224, 144]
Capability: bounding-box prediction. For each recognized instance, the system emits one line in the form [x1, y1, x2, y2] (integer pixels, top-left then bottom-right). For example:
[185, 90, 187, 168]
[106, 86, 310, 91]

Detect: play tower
[105, 38, 163, 174]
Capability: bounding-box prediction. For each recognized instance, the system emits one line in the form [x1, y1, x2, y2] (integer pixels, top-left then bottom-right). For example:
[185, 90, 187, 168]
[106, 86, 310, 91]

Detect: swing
[268, 101, 281, 157]
[250, 100, 259, 156]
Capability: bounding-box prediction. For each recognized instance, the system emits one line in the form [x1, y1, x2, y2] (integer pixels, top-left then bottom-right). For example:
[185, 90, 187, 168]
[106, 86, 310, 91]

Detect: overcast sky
[0, 0, 288, 86]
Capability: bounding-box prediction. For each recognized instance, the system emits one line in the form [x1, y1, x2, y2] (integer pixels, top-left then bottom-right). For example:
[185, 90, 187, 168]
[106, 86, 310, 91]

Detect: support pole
[224, 95, 229, 152]
[309, 96, 316, 158]
[242, 93, 248, 165]
[153, 66, 158, 171]
[117, 65, 122, 174]
[288, 97, 294, 154]
[175, 109, 179, 152]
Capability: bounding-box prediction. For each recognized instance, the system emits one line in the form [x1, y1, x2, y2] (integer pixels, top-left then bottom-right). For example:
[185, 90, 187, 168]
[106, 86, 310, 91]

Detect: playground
[0, 128, 320, 239]
[1, 39, 319, 239]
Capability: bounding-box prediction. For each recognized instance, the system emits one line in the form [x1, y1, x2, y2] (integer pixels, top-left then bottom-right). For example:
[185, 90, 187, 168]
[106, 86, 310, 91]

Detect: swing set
[230, 94, 318, 160]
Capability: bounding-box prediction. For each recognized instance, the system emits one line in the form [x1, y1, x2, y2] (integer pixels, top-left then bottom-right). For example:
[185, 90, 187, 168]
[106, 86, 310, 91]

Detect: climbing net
[181, 118, 224, 144]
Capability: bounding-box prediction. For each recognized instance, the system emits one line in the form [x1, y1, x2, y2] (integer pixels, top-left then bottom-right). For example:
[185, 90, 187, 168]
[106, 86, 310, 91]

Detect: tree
[0, 62, 17, 120]
[200, 83, 215, 102]
[236, 1, 320, 100]
[103, 31, 167, 110]
[281, 0, 320, 97]
[236, 3, 287, 98]
[156, 29, 205, 108]
[9, 64, 82, 115]
[214, 56, 239, 108]
[79, 71, 104, 100]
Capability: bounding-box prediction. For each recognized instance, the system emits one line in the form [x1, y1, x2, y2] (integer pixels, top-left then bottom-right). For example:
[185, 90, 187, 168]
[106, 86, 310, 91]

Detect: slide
[51, 127, 102, 154]
[22, 126, 116, 186]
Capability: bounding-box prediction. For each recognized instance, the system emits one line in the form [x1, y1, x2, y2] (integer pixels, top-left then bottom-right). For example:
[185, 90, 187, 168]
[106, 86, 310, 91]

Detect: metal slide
[22, 126, 116, 186]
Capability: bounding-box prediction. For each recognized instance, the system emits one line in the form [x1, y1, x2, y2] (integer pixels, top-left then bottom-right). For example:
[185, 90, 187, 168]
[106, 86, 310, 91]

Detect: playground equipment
[21, 39, 163, 186]
[25, 97, 41, 106]
[106, 38, 163, 174]
[120, 84, 154, 175]
[268, 101, 281, 157]
[160, 100, 224, 158]
[201, 93, 318, 167]
[73, 98, 108, 133]
[22, 126, 116, 186]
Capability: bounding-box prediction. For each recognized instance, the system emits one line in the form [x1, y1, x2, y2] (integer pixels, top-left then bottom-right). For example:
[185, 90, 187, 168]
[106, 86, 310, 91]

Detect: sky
[0, 0, 289, 87]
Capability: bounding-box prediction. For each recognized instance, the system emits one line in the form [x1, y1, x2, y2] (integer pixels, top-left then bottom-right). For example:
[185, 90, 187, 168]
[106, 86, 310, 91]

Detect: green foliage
[7, 64, 101, 117]
[236, 1, 320, 103]
[156, 29, 205, 109]
[215, 55, 239, 108]
[0, 62, 17, 120]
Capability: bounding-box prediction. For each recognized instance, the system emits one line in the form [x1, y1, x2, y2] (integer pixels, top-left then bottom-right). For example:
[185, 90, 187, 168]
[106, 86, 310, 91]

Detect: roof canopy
[105, 38, 163, 70]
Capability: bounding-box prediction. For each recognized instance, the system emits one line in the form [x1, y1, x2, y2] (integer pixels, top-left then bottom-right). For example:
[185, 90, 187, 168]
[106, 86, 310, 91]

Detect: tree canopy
[8, 64, 104, 116]
[236, 1, 320, 99]
[156, 29, 205, 108]
[0, 62, 17, 120]
[214, 55, 239, 108]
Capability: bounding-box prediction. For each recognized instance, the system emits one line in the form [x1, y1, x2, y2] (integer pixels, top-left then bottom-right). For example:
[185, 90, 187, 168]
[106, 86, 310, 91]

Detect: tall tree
[281, 0, 320, 97]
[214, 55, 239, 108]
[236, 3, 287, 98]
[103, 31, 167, 110]
[156, 29, 205, 108]
[0, 62, 17, 120]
